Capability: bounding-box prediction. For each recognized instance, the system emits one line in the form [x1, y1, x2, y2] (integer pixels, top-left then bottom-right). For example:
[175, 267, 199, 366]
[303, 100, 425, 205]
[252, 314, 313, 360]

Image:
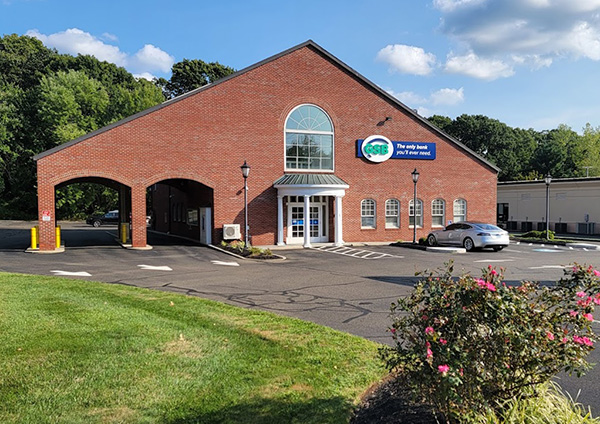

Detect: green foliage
[381, 262, 600, 422]
[158, 58, 235, 98]
[0, 34, 164, 219]
[473, 382, 599, 424]
[522, 230, 555, 240]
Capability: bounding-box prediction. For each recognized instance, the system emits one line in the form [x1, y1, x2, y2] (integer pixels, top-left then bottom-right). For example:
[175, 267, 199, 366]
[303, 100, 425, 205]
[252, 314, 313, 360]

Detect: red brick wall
[36, 44, 497, 249]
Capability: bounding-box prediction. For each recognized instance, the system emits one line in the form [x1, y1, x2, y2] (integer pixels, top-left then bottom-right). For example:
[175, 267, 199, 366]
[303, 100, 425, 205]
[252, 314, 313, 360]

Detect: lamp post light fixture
[411, 168, 420, 244]
[544, 173, 552, 240]
[241, 161, 251, 246]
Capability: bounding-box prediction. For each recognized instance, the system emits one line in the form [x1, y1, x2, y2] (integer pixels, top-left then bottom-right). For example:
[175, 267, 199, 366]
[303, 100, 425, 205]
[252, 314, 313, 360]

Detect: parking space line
[312, 246, 403, 260]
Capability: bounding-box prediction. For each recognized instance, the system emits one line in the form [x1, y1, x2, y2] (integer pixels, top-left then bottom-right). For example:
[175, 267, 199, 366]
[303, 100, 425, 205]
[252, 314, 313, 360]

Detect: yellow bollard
[55, 225, 61, 249]
[121, 223, 128, 244]
[31, 226, 38, 250]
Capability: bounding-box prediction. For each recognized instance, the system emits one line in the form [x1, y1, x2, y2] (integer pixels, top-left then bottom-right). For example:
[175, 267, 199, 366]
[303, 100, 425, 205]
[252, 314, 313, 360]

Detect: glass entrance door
[287, 196, 328, 244]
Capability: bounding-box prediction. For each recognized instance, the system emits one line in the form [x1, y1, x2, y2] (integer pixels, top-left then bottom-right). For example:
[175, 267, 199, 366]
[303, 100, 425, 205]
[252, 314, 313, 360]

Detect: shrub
[522, 230, 555, 240]
[380, 262, 600, 422]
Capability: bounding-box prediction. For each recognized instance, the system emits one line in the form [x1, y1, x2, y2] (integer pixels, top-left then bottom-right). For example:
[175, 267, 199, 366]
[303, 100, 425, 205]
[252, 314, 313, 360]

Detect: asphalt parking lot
[1, 220, 600, 414]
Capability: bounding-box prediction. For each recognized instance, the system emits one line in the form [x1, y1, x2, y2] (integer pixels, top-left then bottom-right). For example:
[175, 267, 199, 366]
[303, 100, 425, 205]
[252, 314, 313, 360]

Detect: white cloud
[376, 44, 437, 75]
[435, 0, 600, 67]
[433, 0, 487, 12]
[26, 28, 174, 76]
[386, 87, 464, 117]
[387, 90, 428, 105]
[445, 52, 515, 80]
[133, 72, 157, 81]
[131, 44, 174, 74]
[27, 28, 127, 66]
[102, 32, 118, 42]
[431, 87, 465, 105]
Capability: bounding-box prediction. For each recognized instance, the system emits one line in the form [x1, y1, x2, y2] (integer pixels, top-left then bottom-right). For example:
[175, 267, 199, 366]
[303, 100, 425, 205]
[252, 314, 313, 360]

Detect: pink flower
[425, 326, 434, 335]
[562, 337, 568, 343]
[570, 310, 578, 317]
[594, 270, 600, 277]
[390, 328, 396, 334]
[439, 338, 448, 345]
[438, 365, 450, 374]
[583, 313, 594, 322]
[459, 368, 464, 376]
[594, 295, 600, 305]
[476, 278, 487, 288]
[583, 337, 594, 346]
[491, 269, 498, 276]
[547, 331, 555, 341]
[486, 283, 497, 292]
[427, 347, 433, 359]
[577, 291, 586, 298]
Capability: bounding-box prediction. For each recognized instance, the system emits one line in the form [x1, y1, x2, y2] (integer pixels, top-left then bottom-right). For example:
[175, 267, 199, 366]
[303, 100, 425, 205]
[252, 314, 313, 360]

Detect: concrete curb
[425, 246, 467, 253]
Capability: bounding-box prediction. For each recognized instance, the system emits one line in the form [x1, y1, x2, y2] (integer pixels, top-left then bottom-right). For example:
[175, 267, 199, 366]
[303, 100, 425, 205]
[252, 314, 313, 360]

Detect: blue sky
[3, 0, 600, 133]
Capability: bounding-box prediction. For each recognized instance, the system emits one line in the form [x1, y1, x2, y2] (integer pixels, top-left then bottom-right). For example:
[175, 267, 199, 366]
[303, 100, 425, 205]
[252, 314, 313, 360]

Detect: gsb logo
[361, 135, 393, 163]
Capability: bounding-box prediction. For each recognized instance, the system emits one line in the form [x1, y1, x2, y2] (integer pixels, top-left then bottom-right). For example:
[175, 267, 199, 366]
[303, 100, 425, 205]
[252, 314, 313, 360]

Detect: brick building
[33, 40, 499, 252]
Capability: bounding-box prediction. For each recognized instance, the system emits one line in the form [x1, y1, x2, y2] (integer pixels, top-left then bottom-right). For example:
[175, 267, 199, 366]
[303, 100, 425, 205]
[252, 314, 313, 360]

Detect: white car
[426, 222, 510, 251]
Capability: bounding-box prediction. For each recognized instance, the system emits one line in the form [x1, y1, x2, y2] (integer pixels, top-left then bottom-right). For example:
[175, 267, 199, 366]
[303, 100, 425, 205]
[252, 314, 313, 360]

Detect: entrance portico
[274, 174, 349, 247]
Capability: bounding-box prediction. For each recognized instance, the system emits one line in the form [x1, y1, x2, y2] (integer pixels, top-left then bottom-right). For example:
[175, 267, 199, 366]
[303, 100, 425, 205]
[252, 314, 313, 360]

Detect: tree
[158, 59, 235, 99]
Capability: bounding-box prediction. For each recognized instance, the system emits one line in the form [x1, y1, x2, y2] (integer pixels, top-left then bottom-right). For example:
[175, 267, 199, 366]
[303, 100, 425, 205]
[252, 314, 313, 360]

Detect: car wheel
[463, 237, 474, 251]
[493, 246, 504, 252]
[427, 234, 437, 246]
[92, 220, 101, 227]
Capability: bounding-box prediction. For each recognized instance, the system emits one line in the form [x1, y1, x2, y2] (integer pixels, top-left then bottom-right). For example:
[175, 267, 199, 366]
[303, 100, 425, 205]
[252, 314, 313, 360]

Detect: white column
[334, 195, 344, 246]
[303, 195, 311, 248]
[277, 195, 285, 246]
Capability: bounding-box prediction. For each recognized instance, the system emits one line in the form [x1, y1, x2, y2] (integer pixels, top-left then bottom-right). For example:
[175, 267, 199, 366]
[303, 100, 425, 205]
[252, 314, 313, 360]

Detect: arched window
[453, 199, 467, 223]
[385, 199, 400, 229]
[432, 199, 445, 227]
[361, 199, 376, 228]
[285, 104, 334, 171]
[409, 199, 423, 228]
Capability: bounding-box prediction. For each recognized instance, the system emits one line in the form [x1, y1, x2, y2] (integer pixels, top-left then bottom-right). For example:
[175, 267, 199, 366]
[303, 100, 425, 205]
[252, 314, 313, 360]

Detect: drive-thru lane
[1, 221, 599, 414]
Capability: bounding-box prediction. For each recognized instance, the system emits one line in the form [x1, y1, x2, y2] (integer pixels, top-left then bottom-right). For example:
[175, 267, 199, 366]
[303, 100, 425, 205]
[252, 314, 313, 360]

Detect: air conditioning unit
[223, 224, 241, 240]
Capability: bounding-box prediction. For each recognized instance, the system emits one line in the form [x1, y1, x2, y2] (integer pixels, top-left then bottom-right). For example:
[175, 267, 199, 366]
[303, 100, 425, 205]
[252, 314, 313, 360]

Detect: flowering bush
[380, 262, 600, 422]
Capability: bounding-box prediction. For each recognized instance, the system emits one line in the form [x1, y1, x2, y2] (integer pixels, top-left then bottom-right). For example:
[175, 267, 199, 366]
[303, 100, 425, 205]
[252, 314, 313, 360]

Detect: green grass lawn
[0, 273, 385, 424]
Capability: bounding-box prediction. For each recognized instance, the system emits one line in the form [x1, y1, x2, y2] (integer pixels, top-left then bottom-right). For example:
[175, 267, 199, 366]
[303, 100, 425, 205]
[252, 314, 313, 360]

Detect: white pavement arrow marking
[211, 260, 240, 267]
[474, 259, 515, 263]
[138, 265, 173, 271]
[51, 270, 92, 277]
[529, 265, 569, 269]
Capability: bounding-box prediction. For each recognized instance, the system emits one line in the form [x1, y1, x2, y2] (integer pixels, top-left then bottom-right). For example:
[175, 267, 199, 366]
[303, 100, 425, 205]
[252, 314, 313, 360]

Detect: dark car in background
[86, 210, 119, 227]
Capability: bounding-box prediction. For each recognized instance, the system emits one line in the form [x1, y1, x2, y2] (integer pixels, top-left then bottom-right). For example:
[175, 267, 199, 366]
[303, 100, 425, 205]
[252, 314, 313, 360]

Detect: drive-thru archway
[149, 178, 214, 245]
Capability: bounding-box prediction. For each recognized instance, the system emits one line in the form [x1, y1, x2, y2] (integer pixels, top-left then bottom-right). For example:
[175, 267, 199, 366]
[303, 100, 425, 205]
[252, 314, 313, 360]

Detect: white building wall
[497, 178, 600, 234]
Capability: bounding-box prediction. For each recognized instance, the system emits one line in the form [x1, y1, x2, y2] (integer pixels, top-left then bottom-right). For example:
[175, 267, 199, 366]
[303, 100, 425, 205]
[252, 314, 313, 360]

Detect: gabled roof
[34, 40, 499, 173]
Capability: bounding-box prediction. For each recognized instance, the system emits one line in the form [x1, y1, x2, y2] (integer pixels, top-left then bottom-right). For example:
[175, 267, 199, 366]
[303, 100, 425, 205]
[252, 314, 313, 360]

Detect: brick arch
[142, 172, 216, 190]
[48, 170, 132, 189]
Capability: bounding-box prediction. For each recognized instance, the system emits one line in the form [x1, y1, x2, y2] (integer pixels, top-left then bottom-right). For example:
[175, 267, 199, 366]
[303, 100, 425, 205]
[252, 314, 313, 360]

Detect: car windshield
[473, 223, 502, 231]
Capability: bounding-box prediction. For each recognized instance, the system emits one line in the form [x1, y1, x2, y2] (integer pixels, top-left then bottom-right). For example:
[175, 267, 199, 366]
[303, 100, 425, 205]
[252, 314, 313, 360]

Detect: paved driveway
[1, 221, 600, 414]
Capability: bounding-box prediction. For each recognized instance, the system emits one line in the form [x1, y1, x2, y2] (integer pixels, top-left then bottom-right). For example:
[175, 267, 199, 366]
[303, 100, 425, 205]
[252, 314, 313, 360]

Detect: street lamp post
[545, 173, 552, 240]
[412, 168, 419, 244]
[241, 161, 251, 246]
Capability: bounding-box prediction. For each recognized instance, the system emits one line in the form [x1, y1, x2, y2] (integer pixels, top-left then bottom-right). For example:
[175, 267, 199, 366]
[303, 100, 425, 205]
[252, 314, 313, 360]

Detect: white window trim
[453, 198, 467, 223]
[385, 199, 400, 229]
[409, 199, 423, 228]
[284, 104, 335, 173]
[361, 199, 376, 229]
[431, 199, 445, 228]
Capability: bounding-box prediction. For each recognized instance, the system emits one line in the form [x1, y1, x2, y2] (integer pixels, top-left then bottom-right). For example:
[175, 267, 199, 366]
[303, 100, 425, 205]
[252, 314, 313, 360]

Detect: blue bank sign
[357, 135, 436, 163]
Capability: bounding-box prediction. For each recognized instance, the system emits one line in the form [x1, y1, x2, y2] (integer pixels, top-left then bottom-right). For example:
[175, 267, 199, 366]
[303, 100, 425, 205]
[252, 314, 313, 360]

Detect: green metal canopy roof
[274, 174, 349, 186]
